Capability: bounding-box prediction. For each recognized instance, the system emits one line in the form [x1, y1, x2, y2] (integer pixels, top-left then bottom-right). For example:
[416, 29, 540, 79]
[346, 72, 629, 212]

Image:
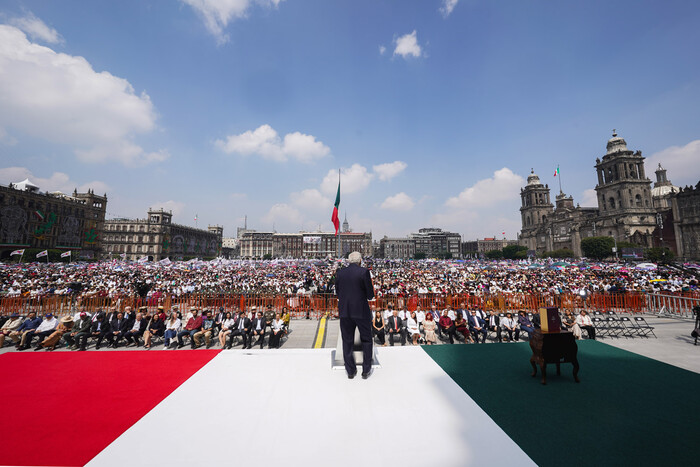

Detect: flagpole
[336, 169, 340, 260]
[20, 250, 24, 264]
[558, 164, 563, 194]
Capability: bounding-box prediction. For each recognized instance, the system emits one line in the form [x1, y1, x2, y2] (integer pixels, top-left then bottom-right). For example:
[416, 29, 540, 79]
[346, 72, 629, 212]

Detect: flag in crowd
[36, 250, 48, 258]
[553, 165, 560, 177]
[10, 249, 24, 256]
[138, 256, 149, 263]
[120, 253, 127, 259]
[60, 251, 71, 258]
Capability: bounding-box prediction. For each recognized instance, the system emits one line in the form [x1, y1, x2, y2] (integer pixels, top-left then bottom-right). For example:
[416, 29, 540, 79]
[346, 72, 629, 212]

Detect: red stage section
[0, 350, 220, 466]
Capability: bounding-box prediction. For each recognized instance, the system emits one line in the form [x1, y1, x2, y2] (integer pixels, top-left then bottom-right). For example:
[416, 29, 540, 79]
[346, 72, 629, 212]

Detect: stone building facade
[672, 182, 700, 260]
[378, 227, 461, 259]
[238, 230, 372, 259]
[519, 132, 674, 257]
[462, 238, 519, 258]
[102, 209, 222, 261]
[0, 179, 107, 260]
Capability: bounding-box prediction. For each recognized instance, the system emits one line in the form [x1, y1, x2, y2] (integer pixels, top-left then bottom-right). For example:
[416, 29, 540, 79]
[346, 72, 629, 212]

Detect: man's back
[336, 263, 374, 320]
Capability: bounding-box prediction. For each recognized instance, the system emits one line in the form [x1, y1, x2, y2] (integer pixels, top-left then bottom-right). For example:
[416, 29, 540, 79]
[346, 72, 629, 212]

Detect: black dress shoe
[347, 372, 357, 379]
[362, 369, 373, 379]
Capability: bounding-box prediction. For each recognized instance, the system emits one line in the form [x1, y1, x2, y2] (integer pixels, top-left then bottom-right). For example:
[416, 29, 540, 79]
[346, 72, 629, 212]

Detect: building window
[609, 197, 616, 209]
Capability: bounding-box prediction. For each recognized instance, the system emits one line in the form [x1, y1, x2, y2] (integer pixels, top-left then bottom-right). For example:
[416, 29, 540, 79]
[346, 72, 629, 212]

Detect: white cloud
[373, 161, 407, 181]
[646, 140, 700, 187]
[0, 25, 164, 166]
[321, 164, 374, 195]
[183, 0, 284, 45]
[380, 192, 415, 211]
[379, 45, 386, 55]
[0, 127, 17, 146]
[153, 200, 185, 217]
[216, 124, 330, 163]
[0, 167, 110, 195]
[10, 12, 63, 44]
[439, 0, 459, 18]
[230, 192, 248, 201]
[262, 203, 302, 227]
[394, 30, 422, 59]
[290, 189, 331, 211]
[580, 188, 598, 207]
[446, 167, 524, 208]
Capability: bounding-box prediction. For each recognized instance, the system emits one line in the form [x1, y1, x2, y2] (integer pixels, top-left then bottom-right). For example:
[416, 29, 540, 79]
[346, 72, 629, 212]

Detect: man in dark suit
[250, 311, 266, 349]
[468, 310, 488, 344]
[108, 312, 130, 348]
[335, 251, 375, 379]
[90, 313, 111, 349]
[227, 311, 251, 349]
[387, 309, 406, 346]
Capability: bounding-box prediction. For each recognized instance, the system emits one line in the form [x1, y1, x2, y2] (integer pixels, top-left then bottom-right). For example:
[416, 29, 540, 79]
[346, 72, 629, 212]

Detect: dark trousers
[503, 328, 520, 341]
[29, 330, 53, 347]
[340, 317, 372, 375]
[251, 329, 265, 348]
[177, 329, 197, 347]
[443, 324, 456, 344]
[111, 331, 126, 347]
[372, 328, 385, 345]
[124, 330, 143, 346]
[581, 325, 595, 339]
[228, 329, 248, 348]
[66, 331, 90, 350]
[388, 327, 406, 346]
[269, 330, 283, 348]
[470, 326, 488, 343]
[487, 325, 502, 342]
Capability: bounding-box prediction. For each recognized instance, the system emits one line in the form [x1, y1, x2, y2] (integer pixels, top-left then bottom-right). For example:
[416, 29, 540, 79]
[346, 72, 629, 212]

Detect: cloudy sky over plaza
[1, 0, 699, 240]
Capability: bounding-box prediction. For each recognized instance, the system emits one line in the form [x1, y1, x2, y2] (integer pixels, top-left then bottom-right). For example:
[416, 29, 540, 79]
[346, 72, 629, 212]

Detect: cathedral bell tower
[519, 169, 554, 252]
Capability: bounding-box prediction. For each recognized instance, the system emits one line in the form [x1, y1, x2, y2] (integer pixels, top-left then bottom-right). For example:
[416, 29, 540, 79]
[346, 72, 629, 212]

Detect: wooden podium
[530, 307, 580, 385]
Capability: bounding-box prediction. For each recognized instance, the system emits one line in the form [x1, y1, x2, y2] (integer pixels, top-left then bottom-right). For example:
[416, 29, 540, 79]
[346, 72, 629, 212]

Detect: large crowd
[1, 258, 698, 301]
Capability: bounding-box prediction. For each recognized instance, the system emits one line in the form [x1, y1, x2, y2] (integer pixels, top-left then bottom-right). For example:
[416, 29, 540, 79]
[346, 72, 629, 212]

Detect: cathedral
[518, 131, 681, 257]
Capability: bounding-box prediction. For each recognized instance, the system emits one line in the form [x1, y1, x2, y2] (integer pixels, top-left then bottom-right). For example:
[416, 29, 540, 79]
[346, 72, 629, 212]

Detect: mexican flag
[553, 166, 560, 177]
[331, 172, 340, 235]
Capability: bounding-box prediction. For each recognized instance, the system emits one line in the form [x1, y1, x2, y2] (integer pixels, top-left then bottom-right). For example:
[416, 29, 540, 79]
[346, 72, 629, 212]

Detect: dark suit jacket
[91, 320, 111, 334]
[251, 317, 266, 333]
[387, 316, 403, 332]
[110, 318, 130, 333]
[469, 315, 485, 329]
[335, 263, 374, 320]
[233, 317, 251, 332]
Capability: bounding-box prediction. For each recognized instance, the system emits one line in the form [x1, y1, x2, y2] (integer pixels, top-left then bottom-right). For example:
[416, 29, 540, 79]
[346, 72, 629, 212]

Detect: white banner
[303, 236, 322, 244]
[36, 250, 48, 258]
[10, 249, 24, 256]
[60, 251, 71, 258]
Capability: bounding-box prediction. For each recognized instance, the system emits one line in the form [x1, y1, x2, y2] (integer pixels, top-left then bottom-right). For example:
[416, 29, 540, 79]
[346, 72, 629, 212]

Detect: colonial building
[379, 236, 416, 259]
[462, 237, 519, 258]
[102, 209, 222, 261]
[238, 217, 372, 259]
[672, 182, 700, 260]
[519, 132, 679, 257]
[378, 227, 461, 259]
[0, 179, 107, 260]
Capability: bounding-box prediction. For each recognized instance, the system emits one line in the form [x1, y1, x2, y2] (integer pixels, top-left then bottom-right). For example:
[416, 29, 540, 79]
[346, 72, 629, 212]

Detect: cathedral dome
[527, 169, 541, 186]
[606, 130, 628, 155]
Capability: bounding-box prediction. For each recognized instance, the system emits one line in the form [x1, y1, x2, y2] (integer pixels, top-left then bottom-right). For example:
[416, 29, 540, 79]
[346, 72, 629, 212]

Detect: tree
[543, 248, 575, 259]
[580, 236, 615, 260]
[485, 249, 503, 259]
[644, 247, 675, 262]
[502, 245, 528, 259]
[263, 253, 272, 260]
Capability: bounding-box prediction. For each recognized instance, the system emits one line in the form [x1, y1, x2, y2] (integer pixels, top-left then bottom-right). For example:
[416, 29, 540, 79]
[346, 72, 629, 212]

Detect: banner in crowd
[61, 251, 72, 258]
[10, 249, 24, 256]
[36, 250, 48, 258]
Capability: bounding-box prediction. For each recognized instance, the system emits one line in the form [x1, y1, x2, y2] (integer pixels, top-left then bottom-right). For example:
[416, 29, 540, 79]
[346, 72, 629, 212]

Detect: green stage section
[423, 341, 698, 466]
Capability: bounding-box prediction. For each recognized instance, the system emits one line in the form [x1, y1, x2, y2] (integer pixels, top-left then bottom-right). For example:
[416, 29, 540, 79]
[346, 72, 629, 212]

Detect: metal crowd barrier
[646, 293, 700, 318]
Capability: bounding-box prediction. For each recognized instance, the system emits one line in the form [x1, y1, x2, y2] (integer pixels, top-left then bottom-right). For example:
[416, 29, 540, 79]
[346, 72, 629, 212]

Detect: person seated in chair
[177, 309, 202, 349]
[227, 310, 251, 349]
[143, 312, 165, 349]
[0, 313, 24, 348]
[518, 310, 535, 340]
[10, 312, 41, 349]
[501, 312, 520, 342]
[486, 311, 502, 343]
[268, 312, 285, 349]
[124, 313, 146, 347]
[439, 309, 456, 344]
[575, 310, 595, 340]
[387, 308, 406, 346]
[109, 312, 130, 348]
[453, 311, 471, 343]
[64, 312, 92, 351]
[422, 312, 438, 345]
[372, 309, 386, 346]
[407, 311, 421, 345]
[193, 310, 215, 349]
[218, 312, 235, 348]
[562, 310, 582, 339]
[250, 311, 266, 349]
[468, 310, 487, 344]
[21, 313, 57, 350]
[90, 313, 112, 350]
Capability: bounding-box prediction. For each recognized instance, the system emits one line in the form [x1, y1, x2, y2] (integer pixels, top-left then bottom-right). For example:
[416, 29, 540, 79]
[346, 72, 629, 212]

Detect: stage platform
[1, 318, 699, 466]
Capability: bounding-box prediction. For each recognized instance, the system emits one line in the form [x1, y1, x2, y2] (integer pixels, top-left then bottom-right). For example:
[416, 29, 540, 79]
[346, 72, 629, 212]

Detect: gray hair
[348, 251, 362, 264]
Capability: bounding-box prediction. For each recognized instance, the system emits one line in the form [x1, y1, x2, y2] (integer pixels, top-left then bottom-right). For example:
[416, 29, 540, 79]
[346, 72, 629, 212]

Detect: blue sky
[1, 0, 699, 241]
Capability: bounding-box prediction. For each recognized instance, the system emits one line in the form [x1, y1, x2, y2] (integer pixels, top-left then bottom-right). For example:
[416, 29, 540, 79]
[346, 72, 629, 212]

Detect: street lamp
[656, 212, 665, 261]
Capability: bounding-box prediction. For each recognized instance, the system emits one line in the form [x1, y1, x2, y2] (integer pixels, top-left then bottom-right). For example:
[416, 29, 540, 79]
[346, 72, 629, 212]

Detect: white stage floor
[88, 347, 534, 467]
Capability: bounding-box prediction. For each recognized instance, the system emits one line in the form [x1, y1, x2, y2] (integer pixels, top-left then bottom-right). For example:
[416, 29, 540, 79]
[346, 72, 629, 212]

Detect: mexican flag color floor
[1, 342, 696, 466]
